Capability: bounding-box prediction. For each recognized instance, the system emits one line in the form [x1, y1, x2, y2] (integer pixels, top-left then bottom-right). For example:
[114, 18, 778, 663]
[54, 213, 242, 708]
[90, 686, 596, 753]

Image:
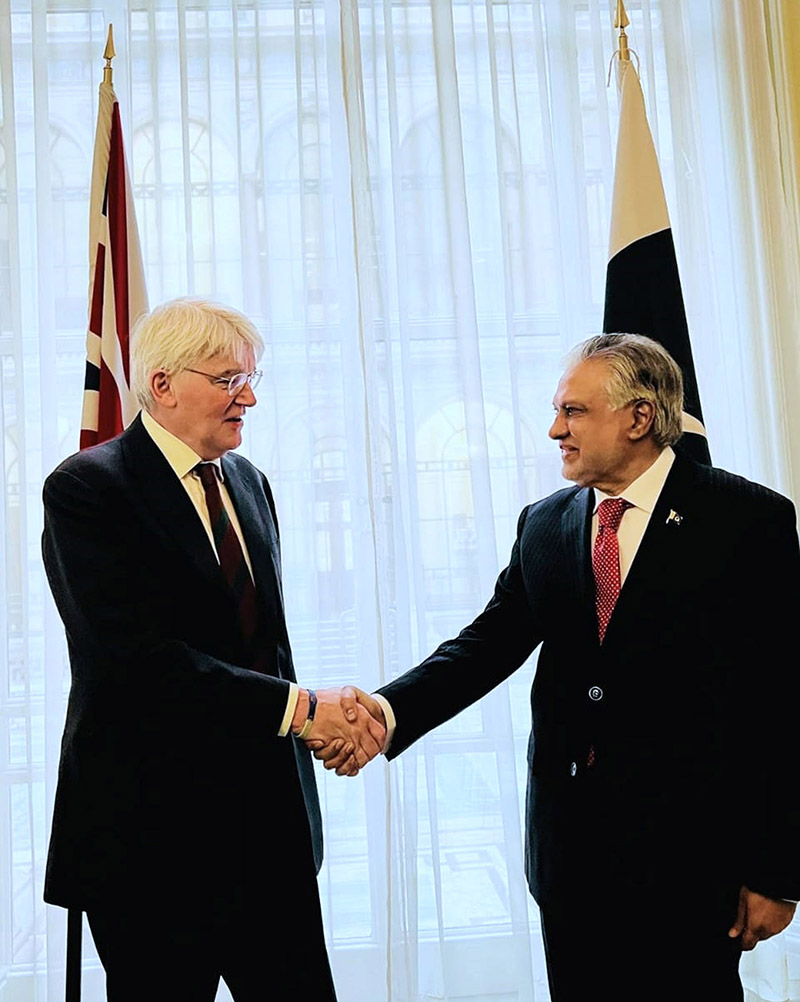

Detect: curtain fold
[1, 3, 798, 1000]
[760, 0, 800, 501]
[708, 0, 800, 499]
[764, 0, 800, 230]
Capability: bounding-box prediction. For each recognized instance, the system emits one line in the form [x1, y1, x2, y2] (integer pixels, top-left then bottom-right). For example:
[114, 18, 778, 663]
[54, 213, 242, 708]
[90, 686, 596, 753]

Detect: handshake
[290, 686, 387, 777]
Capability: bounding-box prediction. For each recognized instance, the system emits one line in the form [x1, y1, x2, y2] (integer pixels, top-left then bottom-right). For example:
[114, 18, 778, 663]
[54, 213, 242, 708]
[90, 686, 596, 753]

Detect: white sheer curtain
[1, 2, 798, 1000]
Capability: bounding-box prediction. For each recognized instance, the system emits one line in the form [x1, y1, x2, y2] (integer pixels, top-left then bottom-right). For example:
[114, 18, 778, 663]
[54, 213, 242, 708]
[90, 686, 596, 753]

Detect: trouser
[87, 887, 337, 1002]
[539, 888, 743, 1002]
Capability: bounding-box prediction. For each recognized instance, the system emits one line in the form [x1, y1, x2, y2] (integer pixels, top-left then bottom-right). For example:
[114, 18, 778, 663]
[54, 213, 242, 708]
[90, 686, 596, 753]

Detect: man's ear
[150, 369, 176, 408]
[629, 399, 656, 441]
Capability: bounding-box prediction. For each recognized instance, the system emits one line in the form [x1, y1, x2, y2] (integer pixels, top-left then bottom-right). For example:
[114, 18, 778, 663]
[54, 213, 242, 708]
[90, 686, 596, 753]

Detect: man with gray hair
[323, 333, 800, 1000]
[42, 297, 384, 1000]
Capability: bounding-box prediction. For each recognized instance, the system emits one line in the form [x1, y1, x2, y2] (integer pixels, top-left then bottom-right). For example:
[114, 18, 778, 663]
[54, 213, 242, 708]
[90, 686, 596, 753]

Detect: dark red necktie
[197, 463, 263, 670]
[593, 497, 632, 643]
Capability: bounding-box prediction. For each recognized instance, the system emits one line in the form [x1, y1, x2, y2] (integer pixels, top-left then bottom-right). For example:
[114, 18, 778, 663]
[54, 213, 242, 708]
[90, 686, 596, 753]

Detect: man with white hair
[42, 298, 383, 1000]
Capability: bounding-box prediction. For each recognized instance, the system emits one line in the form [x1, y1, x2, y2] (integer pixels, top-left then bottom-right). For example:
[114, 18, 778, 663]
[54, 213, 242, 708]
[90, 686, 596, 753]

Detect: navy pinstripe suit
[378, 454, 800, 998]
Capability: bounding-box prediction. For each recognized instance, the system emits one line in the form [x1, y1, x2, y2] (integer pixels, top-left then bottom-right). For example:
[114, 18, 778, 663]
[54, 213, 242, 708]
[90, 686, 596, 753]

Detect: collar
[593, 446, 675, 515]
[141, 409, 224, 482]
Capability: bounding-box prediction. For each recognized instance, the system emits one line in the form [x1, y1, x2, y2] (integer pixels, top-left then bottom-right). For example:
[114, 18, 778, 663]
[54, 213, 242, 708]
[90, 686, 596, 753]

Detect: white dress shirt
[592, 446, 675, 583]
[141, 410, 298, 736]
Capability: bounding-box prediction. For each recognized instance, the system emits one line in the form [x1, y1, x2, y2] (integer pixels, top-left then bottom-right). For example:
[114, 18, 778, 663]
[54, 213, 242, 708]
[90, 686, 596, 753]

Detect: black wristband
[295, 688, 317, 740]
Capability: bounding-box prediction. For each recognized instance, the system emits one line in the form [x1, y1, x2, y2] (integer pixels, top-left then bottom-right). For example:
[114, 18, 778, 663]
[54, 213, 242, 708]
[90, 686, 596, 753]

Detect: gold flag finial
[615, 1, 631, 61]
[103, 24, 115, 85]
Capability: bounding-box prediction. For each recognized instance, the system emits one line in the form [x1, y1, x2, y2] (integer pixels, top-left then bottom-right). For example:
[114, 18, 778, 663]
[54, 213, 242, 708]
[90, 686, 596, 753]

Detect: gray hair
[567, 333, 684, 448]
[131, 297, 264, 411]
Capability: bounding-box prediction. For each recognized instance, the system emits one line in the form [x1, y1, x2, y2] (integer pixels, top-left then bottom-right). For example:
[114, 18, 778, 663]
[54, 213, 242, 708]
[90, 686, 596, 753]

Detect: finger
[323, 752, 349, 771]
[357, 733, 382, 762]
[341, 685, 359, 723]
[336, 759, 359, 777]
[365, 714, 387, 748]
[319, 742, 354, 769]
[740, 929, 759, 951]
[360, 692, 386, 725]
[311, 738, 345, 762]
[728, 890, 747, 938]
[350, 703, 385, 745]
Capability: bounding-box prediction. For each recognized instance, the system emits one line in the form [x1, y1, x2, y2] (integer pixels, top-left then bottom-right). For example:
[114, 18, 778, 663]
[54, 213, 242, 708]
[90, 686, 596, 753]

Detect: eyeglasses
[184, 368, 263, 396]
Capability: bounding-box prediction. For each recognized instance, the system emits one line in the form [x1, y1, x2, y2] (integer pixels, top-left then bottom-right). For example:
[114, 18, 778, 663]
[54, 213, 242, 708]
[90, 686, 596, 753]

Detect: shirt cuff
[279, 682, 300, 737]
[371, 692, 396, 754]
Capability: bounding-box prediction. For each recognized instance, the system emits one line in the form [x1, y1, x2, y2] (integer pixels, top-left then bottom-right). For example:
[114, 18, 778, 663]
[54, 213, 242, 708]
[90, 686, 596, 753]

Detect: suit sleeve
[739, 494, 800, 901]
[42, 465, 292, 735]
[377, 507, 541, 759]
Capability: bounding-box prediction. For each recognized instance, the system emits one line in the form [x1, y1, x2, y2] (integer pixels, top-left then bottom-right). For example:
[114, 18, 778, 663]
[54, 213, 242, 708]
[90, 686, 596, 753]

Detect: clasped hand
[305, 687, 386, 777]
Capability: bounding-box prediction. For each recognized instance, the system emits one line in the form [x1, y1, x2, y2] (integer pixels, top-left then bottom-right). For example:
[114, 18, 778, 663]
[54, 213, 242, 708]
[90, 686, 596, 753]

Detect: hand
[306, 686, 386, 776]
[303, 687, 386, 777]
[728, 886, 796, 950]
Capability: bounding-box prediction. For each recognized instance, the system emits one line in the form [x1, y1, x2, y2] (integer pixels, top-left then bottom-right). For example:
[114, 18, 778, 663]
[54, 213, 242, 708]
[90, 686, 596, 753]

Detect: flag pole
[615, 0, 630, 62]
[103, 23, 115, 84]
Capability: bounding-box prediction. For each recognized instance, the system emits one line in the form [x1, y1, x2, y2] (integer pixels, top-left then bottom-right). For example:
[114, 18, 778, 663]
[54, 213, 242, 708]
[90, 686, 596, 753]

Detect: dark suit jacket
[378, 455, 800, 909]
[42, 414, 322, 918]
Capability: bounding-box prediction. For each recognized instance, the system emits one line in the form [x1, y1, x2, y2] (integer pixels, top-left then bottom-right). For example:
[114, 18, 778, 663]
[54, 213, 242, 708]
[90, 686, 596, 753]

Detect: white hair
[131, 297, 264, 411]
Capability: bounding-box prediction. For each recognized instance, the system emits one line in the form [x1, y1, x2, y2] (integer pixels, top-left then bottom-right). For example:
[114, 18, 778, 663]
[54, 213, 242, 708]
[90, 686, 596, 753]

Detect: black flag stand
[66, 908, 82, 1002]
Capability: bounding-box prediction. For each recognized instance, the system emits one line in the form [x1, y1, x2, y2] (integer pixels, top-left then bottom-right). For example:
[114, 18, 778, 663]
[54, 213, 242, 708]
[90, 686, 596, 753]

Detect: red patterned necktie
[197, 463, 264, 670]
[587, 497, 632, 769]
[592, 497, 632, 644]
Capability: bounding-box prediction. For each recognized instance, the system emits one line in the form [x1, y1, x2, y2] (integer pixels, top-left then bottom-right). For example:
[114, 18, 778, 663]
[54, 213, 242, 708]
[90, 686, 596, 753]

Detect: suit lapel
[561, 487, 598, 643]
[220, 456, 286, 622]
[120, 415, 225, 593]
[604, 455, 697, 642]
[221, 456, 295, 681]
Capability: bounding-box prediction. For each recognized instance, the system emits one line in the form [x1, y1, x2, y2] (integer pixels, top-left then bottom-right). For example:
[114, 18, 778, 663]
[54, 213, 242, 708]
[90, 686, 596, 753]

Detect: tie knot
[196, 462, 218, 489]
[597, 497, 632, 532]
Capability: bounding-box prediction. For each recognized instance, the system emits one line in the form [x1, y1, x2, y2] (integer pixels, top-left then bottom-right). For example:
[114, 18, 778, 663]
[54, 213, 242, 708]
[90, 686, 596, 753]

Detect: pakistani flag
[603, 57, 710, 465]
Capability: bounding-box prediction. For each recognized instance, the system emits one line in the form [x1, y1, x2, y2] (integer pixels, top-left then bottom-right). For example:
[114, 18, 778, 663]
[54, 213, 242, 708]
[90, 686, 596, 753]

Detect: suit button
[570, 762, 577, 777]
[588, 685, 603, 701]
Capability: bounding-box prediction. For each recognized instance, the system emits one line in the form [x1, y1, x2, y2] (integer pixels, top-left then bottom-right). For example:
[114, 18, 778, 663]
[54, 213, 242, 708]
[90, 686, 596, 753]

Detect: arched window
[415, 398, 536, 616]
[399, 107, 524, 321]
[50, 124, 92, 330]
[133, 117, 238, 301]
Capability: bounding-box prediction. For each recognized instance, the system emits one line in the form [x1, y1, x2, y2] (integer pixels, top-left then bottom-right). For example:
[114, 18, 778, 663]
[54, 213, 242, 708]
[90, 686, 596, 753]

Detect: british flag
[80, 71, 147, 449]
